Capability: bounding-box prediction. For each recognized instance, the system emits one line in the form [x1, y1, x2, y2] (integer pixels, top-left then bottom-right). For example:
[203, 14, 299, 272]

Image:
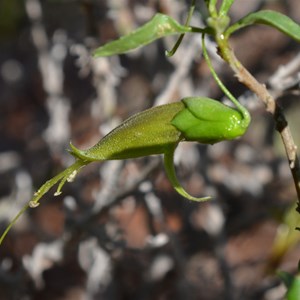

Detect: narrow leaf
[93, 13, 192, 57]
[205, 0, 218, 17]
[226, 10, 300, 42]
[219, 0, 235, 16]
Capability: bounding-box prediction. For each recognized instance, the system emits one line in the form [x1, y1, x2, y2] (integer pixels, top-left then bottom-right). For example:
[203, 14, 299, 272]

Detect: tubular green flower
[0, 97, 250, 245]
[28, 98, 231, 208]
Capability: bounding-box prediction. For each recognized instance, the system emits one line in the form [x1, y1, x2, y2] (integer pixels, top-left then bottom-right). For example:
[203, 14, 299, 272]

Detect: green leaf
[225, 10, 300, 42]
[93, 13, 192, 57]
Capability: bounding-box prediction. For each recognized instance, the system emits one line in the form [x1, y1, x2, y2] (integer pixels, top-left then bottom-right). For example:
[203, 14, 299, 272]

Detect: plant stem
[166, 0, 196, 57]
[201, 34, 250, 126]
[216, 35, 300, 212]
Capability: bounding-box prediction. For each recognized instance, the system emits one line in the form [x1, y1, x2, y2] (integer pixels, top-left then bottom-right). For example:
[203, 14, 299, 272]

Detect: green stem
[190, 26, 213, 34]
[0, 159, 88, 245]
[166, 0, 196, 57]
[0, 203, 30, 245]
[201, 34, 250, 125]
[30, 159, 88, 206]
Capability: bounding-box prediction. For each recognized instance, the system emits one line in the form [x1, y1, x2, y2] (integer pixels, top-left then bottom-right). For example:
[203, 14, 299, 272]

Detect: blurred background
[0, 0, 300, 299]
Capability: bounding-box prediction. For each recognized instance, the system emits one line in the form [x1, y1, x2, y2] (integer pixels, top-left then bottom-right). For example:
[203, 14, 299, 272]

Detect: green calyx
[70, 101, 185, 161]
